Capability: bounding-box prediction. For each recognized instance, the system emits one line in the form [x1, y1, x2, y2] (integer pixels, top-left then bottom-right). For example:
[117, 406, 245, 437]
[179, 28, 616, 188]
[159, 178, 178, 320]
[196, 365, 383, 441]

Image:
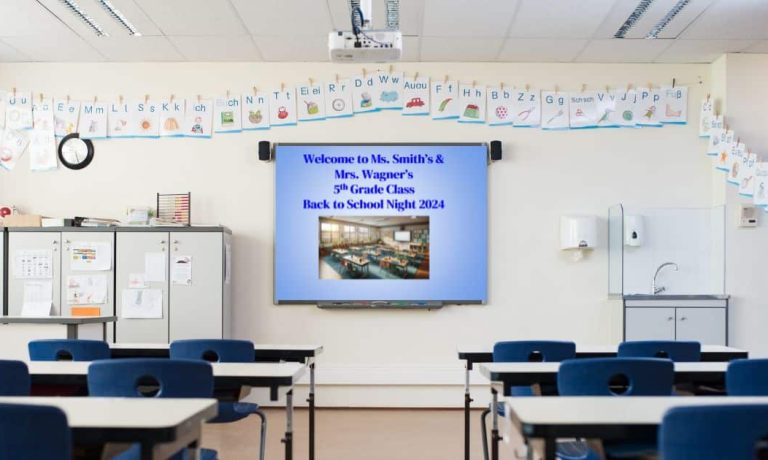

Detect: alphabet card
[401, 76, 430, 116]
[458, 84, 485, 123]
[183, 98, 213, 138]
[614, 90, 638, 127]
[699, 97, 713, 137]
[486, 86, 513, 126]
[297, 83, 325, 121]
[738, 152, 757, 197]
[269, 87, 297, 126]
[352, 74, 378, 113]
[5, 91, 32, 130]
[727, 142, 746, 185]
[540, 91, 569, 130]
[54, 99, 80, 137]
[511, 89, 540, 127]
[32, 98, 54, 132]
[0, 128, 29, 171]
[375, 71, 403, 109]
[78, 101, 108, 139]
[707, 127, 724, 156]
[754, 162, 768, 208]
[431, 80, 459, 120]
[594, 90, 619, 128]
[569, 91, 598, 129]
[325, 79, 352, 118]
[242, 91, 270, 129]
[661, 86, 687, 124]
[129, 99, 160, 138]
[214, 95, 242, 133]
[636, 87, 662, 127]
[715, 129, 735, 171]
[159, 99, 185, 137]
[29, 98, 57, 171]
[108, 101, 131, 138]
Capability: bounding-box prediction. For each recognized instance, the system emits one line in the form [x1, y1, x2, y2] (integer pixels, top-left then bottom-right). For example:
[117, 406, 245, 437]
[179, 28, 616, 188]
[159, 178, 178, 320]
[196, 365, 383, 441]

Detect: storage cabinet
[675, 307, 726, 345]
[623, 296, 729, 346]
[625, 308, 676, 341]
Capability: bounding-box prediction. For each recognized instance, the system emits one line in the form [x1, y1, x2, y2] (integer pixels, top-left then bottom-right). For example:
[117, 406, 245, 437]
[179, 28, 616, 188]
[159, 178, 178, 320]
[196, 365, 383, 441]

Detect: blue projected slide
[274, 144, 487, 304]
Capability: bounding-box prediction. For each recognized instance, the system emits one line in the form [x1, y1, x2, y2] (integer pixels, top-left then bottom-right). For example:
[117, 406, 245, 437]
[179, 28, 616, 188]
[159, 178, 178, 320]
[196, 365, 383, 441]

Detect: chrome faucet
[652, 262, 679, 295]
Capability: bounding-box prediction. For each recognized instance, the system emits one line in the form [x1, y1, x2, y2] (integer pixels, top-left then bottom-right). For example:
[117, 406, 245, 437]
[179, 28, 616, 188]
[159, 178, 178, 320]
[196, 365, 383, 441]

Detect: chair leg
[480, 407, 491, 460]
[254, 409, 267, 460]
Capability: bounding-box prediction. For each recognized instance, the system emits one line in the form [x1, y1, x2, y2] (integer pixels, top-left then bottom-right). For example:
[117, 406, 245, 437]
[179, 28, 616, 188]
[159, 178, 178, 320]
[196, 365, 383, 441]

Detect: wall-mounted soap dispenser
[624, 215, 644, 247]
[560, 215, 597, 260]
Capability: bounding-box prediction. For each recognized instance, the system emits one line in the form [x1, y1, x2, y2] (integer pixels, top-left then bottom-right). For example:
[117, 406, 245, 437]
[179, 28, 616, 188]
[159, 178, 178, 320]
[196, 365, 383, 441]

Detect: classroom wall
[0, 62, 715, 406]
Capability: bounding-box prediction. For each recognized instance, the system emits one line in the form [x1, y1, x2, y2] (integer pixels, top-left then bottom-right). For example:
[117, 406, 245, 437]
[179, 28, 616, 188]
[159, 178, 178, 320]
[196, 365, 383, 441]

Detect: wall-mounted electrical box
[738, 204, 759, 228]
[624, 215, 644, 247]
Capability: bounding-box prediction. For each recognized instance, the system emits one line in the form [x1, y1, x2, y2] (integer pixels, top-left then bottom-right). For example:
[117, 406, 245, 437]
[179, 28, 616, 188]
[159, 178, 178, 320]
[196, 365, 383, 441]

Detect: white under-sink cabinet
[623, 296, 729, 346]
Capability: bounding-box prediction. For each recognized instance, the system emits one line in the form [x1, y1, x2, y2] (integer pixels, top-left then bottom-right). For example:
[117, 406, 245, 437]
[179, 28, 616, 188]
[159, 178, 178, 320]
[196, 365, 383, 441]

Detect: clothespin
[627, 83, 633, 92]
[605, 85, 611, 93]
[309, 78, 314, 86]
[555, 85, 560, 94]
[500, 82, 504, 91]
[226, 89, 230, 98]
[280, 82, 285, 92]
[388, 64, 393, 73]
[525, 84, 530, 92]
[39, 92, 44, 103]
[12, 87, 16, 97]
[94, 95, 98, 103]
[119, 95, 124, 105]
[707, 93, 711, 101]
[144, 94, 149, 103]
[581, 83, 587, 93]
[444, 75, 449, 84]
[197, 94, 201, 103]
[253, 86, 258, 95]
[66, 94, 70, 103]
[362, 68, 367, 78]
[472, 80, 476, 89]
[335, 74, 339, 84]
[647, 82, 653, 89]
[170, 94, 175, 102]
[672, 78, 676, 88]
[414, 71, 419, 81]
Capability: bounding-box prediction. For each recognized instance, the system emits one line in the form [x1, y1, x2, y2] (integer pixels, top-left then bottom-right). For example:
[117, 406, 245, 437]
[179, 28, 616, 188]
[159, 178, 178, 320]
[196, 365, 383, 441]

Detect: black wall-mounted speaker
[258, 141, 271, 161]
[489, 140, 502, 161]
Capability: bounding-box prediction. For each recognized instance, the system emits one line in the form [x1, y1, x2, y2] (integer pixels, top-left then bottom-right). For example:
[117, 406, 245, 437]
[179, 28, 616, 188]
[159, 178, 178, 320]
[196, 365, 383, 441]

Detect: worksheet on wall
[70, 242, 112, 271]
[171, 255, 192, 286]
[66, 274, 107, 305]
[21, 280, 53, 317]
[14, 250, 53, 279]
[121, 289, 162, 319]
[144, 253, 166, 282]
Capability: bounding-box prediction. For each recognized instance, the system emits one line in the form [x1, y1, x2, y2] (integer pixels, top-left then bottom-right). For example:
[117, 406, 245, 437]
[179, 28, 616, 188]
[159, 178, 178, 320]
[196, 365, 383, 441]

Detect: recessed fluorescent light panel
[60, 0, 108, 36]
[646, 0, 690, 38]
[98, 0, 142, 36]
[614, 0, 655, 38]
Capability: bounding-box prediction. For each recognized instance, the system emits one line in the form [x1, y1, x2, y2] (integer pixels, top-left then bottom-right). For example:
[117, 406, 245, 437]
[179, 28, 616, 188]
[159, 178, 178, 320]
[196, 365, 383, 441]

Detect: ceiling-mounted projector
[329, 0, 402, 63]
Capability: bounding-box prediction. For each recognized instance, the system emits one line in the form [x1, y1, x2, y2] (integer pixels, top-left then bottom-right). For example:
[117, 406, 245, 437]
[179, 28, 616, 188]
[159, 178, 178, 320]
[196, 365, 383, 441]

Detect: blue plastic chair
[659, 404, 768, 459]
[557, 358, 675, 460]
[88, 359, 217, 460]
[617, 340, 701, 362]
[0, 403, 71, 459]
[170, 340, 267, 460]
[0, 360, 30, 396]
[727, 358, 768, 395]
[28, 339, 110, 361]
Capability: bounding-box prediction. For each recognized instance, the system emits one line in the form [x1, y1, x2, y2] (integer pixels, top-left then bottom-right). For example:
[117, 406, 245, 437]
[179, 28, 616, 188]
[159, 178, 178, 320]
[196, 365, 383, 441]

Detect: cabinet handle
[160, 241, 166, 244]
[680, 317, 687, 321]
[52, 240, 58, 245]
[64, 240, 71, 244]
[667, 317, 674, 321]
[173, 240, 179, 244]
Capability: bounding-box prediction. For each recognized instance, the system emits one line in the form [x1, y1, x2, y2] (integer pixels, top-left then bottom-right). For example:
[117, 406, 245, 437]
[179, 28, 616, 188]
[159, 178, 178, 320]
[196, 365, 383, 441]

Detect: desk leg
[543, 437, 556, 460]
[491, 388, 499, 460]
[464, 364, 472, 460]
[306, 361, 316, 460]
[282, 389, 294, 460]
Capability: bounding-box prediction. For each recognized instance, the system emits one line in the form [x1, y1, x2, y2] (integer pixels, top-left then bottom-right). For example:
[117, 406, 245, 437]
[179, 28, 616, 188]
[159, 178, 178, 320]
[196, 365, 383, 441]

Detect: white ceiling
[0, 0, 766, 63]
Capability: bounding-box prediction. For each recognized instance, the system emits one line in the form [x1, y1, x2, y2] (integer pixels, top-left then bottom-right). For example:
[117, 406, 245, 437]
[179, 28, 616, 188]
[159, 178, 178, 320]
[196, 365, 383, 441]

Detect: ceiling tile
[252, 35, 329, 61]
[1, 34, 104, 61]
[682, 0, 768, 39]
[508, 0, 618, 38]
[37, 0, 163, 38]
[655, 0, 715, 39]
[498, 38, 588, 62]
[654, 39, 755, 63]
[593, 0, 691, 39]
[575, 38, 672, 62]
[170, 35, 261, 61]
[0, 39, 29, 61]
[231, 0, 333, 36]
[133, 0, 247, 36]
[422, 0, 519, 38]
[88, 36, 183, 61]
[328, 0, 425, 36]
[0, 0, 73, 36]
[744, 40, 768, 53]
[420, 37, 503, 61]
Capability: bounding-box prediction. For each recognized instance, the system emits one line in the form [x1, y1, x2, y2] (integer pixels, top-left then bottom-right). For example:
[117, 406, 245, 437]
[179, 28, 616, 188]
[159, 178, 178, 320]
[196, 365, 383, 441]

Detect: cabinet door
[169, 232, 223, 341]
[61, 232, 115, 322]
[676, 308, 726, 346]
[115, 232, 169, 343]
[8, 232, 62, 316]
[625, 308, 676, 341]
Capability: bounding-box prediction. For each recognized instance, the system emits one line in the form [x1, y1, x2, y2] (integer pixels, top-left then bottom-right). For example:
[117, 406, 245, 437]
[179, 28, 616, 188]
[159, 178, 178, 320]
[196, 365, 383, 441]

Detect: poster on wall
[352, 74, 378, 113]
[242, 91, 270, 129]
[29, 98, 57, 172]
[159, 98, 185, 137]
[486, 86, 513, 126]
[296, 83, 326, 121]
[375, 71, 403, 110]
[5, 91, 33, 130]
[707, 126, 725, 156]
[511, 88, 540, 127]
[661, 86, 687, 124]
[594, 90, 620, 128]
[727, 142, 746, 185]
[430, 80, 459, 120]
[738, 152, 757, 197]
[715, 129, 735, 171]
[540, 91, 569, 130]
[754, 161, 768, 208]
[699, 97, 714, 137]
[636, 87, 662, 127]
[325, 79, 353, 119]
[458, 84, 485, 123]
[213, 95, 242, 133]
[54, 99, 80, 137]
[401, 76, 430, 116]
[183, 98, 213, 138]
[108, 101, 131, 138]
[569, 91, 598, 129]
[78, 101, 108, 139]
[614, 89, 638, 128]
[269, 87, 297, 126]
[0, 128, 30, 171]
[129, 99, 160, 138]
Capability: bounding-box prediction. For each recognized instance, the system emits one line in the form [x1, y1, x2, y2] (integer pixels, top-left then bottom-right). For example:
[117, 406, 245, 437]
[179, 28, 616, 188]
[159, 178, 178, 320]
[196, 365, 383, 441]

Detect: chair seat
[211, 401, 260, 423]
[113, 445, 218, 460]
[604, 441, 657, 459]
[557, 440, 601, 460]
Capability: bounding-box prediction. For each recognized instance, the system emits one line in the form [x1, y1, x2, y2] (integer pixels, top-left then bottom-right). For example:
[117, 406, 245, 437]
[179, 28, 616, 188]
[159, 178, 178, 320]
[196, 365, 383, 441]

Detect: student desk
[0, 396, 217, 460]
[27, 361, 305, 460]
[0, 316, 117, 361]
[110, 342, 323, 460]
[456, 344, 747, 460]
[503, 396, 768, 460]
[479, 362, 728, 460]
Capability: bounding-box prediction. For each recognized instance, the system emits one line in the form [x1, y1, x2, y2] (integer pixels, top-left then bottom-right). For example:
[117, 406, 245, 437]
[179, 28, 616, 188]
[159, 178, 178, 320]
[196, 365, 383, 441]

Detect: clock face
[58, 133, 94, 170]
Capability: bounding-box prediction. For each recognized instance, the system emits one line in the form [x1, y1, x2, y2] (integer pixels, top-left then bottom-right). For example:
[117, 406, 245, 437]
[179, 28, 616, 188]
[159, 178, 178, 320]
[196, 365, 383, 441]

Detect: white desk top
[479, 361, 727, 379]
[504, 396, 768, 426]
[458, 344, 746, 355]
[0, 316, 116, 325]
[0, 397, 217, 429]
[110, 342, 324, 352]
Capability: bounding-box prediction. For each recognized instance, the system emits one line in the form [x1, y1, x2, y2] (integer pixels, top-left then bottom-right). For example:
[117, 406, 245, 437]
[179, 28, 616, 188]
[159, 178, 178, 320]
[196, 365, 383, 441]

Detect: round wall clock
[58, 133, 94, 170]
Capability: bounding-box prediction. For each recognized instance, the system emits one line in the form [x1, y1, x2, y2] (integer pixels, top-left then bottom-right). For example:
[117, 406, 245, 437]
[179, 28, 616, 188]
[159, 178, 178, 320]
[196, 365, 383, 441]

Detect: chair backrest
[87, 359, 213, 398]
[493, 341, 576, 362]
[0, 403, 71, 460]
[727, 359, 768, 396]
[0, 360, 30, 396]
[28, 339, 110, 362]
[617, 340, 701, 362]
[170, 339, 255, 363]
[558, 358, 674, 396]
[659, 404, 768, 459]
